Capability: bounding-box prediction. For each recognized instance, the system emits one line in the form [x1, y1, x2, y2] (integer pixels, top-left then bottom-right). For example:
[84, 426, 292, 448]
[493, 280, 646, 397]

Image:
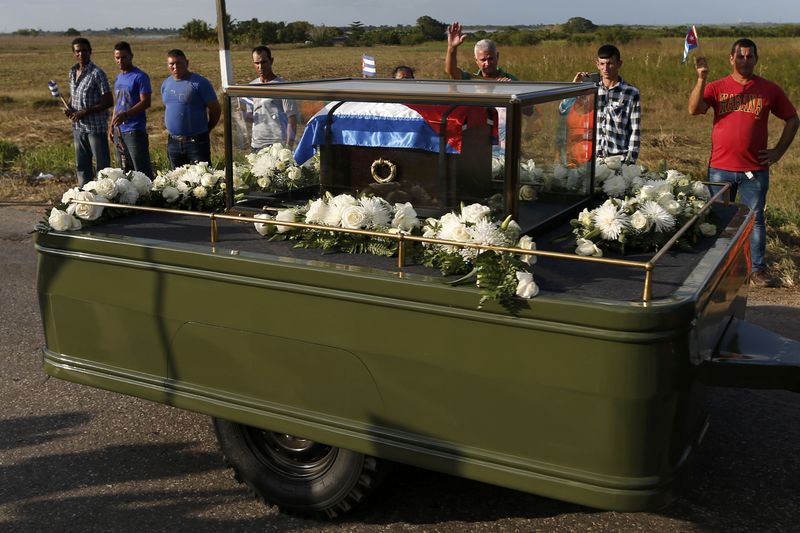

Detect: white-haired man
[445, 22, 517, 81]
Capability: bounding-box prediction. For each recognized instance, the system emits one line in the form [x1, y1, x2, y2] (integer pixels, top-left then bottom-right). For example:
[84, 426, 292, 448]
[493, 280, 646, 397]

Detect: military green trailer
[34, 0, 800, 520]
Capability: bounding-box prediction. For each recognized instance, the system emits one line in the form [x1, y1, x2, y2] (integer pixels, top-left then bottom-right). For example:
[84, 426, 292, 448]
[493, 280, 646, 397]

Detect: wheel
[213, 418, 388, 519]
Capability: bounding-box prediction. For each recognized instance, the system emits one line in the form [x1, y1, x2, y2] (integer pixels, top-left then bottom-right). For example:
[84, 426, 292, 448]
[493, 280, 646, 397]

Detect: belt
[169, 133, 206, 142]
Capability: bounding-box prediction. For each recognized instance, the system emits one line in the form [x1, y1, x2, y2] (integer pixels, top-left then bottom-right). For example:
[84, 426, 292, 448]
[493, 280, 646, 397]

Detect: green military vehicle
[35, 1, 800, 520]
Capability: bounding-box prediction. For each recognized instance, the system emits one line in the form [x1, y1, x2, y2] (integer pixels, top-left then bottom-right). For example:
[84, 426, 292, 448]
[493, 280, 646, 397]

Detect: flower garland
[240, 143, 320, 193]
[573, 157, 717, 256]
[252, 193, 538, 309]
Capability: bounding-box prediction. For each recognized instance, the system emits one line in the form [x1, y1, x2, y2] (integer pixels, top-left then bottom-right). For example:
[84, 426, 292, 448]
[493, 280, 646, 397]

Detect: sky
[1, 0, 798, 33]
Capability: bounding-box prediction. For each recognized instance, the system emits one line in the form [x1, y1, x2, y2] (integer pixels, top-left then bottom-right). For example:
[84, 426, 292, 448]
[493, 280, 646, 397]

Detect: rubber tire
[213, 418, 387, 519]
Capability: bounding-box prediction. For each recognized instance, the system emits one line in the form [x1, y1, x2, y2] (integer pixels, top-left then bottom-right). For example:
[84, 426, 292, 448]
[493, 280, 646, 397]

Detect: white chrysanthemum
[468, 219, 505, 247]
[461, 203, 491, 224]
[251, 153, 277, 178]
[593, 201, 629, 241]
[602, 174, 628, 197]
[151, 175, 168, 190]
[359, 196, 391, 228]
[639, 200, 675, 232]
[305, 198, 329, 225]
[192, 185, 208, 198]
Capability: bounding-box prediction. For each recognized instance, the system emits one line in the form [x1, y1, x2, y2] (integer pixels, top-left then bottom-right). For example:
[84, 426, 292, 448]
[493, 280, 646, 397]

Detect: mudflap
[695, 317, 800, 392]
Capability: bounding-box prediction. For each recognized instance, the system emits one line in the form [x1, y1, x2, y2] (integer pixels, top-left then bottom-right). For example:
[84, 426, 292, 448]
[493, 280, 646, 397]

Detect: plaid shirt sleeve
[626, 89, 641, 163]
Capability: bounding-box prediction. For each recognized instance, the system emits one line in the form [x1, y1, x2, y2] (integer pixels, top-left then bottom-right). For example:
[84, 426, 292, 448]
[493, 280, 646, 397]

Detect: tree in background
[180, 19, 215, 42]
[562, 17, 597, 34]
[416, 16, 447, 40]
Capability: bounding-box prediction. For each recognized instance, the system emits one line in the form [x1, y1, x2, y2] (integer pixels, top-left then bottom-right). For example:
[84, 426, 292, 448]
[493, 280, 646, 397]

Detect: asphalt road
[2, 205, 799, 532]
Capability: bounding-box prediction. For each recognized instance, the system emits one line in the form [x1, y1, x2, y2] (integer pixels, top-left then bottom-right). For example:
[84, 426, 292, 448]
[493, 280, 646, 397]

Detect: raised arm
[688, 56, 710, 115]
[445, 22, 467, 80]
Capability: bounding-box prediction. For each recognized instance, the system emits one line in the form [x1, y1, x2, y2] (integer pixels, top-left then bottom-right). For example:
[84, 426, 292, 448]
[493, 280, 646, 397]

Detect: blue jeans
[708, 167, 769, 272]
[115, 129, 154, 178]
[73, 130, 111, 187]
[167, 132, 211, 168]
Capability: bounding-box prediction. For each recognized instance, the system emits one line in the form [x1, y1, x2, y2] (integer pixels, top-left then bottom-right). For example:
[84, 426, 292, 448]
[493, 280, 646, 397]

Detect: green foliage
[562, 17, 597, 34]
[64, 28, 81, 36]
[348, 20, 366, 45]
[180, 18, 215, 42]
[0, 139, 21, 170]
[416, 16, 447, 41]
[14, 144, 74, 176]
[13, 28, 40, 36]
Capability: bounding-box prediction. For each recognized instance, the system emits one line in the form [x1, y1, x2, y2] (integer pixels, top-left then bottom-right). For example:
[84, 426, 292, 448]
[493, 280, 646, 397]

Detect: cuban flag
[362, 54, 376, 77]
[681, 25, 698, 64]
[293, 102, 498, 165]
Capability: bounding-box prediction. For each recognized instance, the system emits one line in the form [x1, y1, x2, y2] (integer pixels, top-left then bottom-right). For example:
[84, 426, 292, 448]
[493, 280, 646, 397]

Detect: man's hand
[757, 147, 782, 167]
[68, 109, 88, 122]
[111, 112, 127, 128]
[447, 22, 466, 49]
[694, 56, 709, 81]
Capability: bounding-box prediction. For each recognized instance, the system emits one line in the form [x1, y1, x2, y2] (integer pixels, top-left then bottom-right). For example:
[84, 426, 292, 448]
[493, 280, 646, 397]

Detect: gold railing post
[210, 214, 218, 243]
[397, 233, 406, 269]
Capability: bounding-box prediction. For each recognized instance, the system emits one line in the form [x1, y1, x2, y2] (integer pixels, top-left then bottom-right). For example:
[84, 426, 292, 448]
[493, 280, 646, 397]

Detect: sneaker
[749, 270, 770, 288]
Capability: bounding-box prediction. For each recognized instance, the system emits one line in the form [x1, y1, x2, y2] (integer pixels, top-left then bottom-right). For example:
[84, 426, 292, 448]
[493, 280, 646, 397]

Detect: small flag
[362, 54, 376, 77]
[48, 80, 61, 98]
[681, 25, 698, 64]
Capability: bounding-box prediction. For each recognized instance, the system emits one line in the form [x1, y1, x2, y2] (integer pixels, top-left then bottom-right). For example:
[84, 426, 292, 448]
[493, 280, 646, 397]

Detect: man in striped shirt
[574, 44, 641, 163]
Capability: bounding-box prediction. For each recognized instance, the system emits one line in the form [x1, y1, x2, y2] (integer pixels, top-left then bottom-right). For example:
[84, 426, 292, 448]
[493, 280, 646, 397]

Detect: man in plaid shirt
[66, 37, 113, 185]
[574, 44, 641, 163]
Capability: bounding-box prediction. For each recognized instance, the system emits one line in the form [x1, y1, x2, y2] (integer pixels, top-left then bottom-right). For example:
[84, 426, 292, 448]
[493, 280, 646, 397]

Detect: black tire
[213, 418, 388, 519]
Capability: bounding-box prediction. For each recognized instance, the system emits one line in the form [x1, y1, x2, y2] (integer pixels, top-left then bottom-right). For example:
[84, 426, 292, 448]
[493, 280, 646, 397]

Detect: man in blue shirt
[109, 41, 153, 177]
[66, 37, 113, 186]
[160, 49, 221, 168]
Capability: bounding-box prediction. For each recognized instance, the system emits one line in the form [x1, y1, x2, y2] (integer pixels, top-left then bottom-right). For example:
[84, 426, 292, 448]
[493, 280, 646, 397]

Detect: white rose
[692, 180, 711, 199]
[286, 166, 302, 182]
[604, 155, 624, 171]
[93, 177, 117, 199]
[305, 198, 329, 224]
[257, 177, 271, 189]
[391, 202, 419, 232]
[253, 212, 273, 236]
[200, 173, 220, 187]
[661, 199, 681, 215]
[461, 203, 491, 224]
[441, 222, 471, 243]
[67, 191, 107, 220]
[277, 148, 294, 163]
[340, 205, 368, 229]
[578, 208, 593, 227]
[594, 163, 613, 182]
[192, 186, 208, 198]
[81, 180, 98, 192]
[699, 222, 717, 237]
[519, 185, 537, 201]
[515, 271, 539, 299]
[666, 169, 685, 182]
[622, 164, 642, 180]
[630, 210, 649, 232]
[517, 235, 537, 265]
[97, 167, 125, 181]
[275, 208, 297, 233]
[129, 173, 152, 196]
[48, 208, 81, 231]
[575, 238, 603, 257]
[162, 186, 180, 203]
[60, 187, 80, 205]
[330, 194, 357, 209]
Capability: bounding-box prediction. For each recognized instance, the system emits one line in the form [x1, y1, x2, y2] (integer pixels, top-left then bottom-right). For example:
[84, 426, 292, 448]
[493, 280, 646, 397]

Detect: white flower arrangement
[241, 143, 319, 194]
[572, 162, 717, 255]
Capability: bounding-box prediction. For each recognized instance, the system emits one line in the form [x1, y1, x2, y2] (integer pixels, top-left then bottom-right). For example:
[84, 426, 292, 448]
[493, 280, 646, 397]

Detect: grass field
[1, 33, 798, 282]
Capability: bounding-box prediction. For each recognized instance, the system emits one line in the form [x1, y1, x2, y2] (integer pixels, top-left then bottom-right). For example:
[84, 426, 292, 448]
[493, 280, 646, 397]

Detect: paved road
[2, 206, 799, 532]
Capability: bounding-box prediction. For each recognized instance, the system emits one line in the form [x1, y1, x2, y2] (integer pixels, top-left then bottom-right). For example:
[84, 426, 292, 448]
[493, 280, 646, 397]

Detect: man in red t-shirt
[689, 38, 799, 286]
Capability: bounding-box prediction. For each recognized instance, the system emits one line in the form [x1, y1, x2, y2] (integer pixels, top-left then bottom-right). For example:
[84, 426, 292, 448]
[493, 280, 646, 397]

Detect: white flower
[515, 271, 539, 298]
[439, 221, 471, 243]
[517, 235, 537, 264]
[575, 238, 603, 257]
[81, 180, 98, 192]
[359, 196, 391, 228]
[253, 213, 273, 236]
[578, 208, 593, 227]
[257, 177, 271, 189]
[699, 222, 717, 236]
[286, 166, 302, 182]
[174, 180, 190, 193]
[277, 148, 294, 163]
[519, 159, 536, 181]
[66, 191, 107, 220]
[640, 200, 676, 232]
[305, 198, 329, 225]
[504, 219, 522, 242]
[666, 169, 686, 182]
[200, 172, 220, 187]
[151, 175, 168, 190]
[602, 175, 628, 197]
[461, 203, 491, 224]
[467, 219, 505, 247]
[162, 186, 180, 203]
[692, 180, 711, 200]
[96, 167, 126, 181]
[251, 153, 277, 177]
[391, 202, 419, 232]
[340, 205, 368, 229]
[48, 207, 81, 231]
[621, 164, 643, 180]
[593, 201, 629, 241]
[603, 155, 624, 170]
[115, 178, 139, 205]
[192, 185, 208, 198]
[519, 185, 537, 203]
[594, 163, 614, 182]
[330, 194, 357, 209]
[630, 210, 649, 232]
[60, 187, 80, 205]
[129, 172, 152, 196]
[659, 197, 682, 216]
[275, 208, 297, 233]
[491, 156, 504, 177]
[91, 177, 117, 199]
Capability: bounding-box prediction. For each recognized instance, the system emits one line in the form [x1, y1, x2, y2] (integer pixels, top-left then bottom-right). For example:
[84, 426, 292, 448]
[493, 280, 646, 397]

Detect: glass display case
[222, 78, 597, 234]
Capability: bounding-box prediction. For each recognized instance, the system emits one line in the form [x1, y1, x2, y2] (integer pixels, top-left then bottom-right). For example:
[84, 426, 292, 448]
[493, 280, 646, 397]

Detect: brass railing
[68, 182, 730, 303]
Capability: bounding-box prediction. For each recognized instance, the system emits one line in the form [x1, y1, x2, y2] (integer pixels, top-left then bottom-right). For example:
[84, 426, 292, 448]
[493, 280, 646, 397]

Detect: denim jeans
[708, 167, 769, 272]
[73, 130, 111, 186]
[167, 132, 211, 168]
[115, 129, 154, 178]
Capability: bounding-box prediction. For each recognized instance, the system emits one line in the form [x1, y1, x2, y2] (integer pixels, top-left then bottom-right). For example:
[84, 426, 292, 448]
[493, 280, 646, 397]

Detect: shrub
[0, 139, 22, 170]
